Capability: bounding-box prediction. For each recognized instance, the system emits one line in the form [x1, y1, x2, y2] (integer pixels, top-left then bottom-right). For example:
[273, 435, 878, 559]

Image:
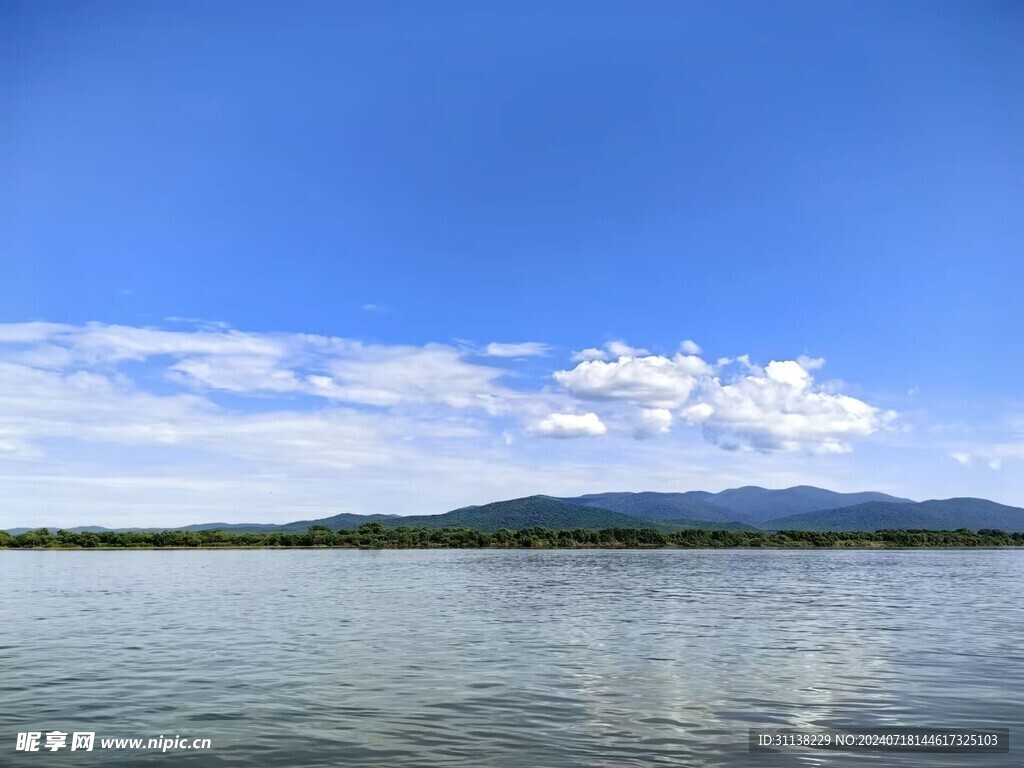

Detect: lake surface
[2, 549, 1022, 767]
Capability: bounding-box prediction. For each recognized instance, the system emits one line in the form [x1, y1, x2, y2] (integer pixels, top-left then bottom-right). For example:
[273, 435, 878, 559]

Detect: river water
[2, 548, 1021, 766]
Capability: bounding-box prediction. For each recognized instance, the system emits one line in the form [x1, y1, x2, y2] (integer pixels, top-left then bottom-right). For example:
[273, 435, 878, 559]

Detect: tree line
[2, 523, 1023, 549]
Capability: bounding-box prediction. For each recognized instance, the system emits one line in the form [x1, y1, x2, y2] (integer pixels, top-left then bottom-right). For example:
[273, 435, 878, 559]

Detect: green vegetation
[2, 525, 1023, 549]
[376, 495, 657, 531]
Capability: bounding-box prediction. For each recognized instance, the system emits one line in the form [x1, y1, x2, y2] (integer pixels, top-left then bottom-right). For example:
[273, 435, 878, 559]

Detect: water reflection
[2, 549, 1021, 767]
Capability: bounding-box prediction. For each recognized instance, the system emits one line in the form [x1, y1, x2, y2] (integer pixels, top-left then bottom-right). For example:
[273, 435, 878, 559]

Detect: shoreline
[6, 525, 1022, 551]
[4, 544, 1023, 551]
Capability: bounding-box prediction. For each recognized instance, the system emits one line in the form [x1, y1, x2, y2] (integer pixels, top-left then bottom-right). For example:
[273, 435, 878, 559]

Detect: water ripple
[1, 549, 1022, 767]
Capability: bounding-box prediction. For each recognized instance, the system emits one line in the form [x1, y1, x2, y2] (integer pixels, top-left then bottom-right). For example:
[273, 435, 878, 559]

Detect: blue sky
[2, 1, 1023, 526]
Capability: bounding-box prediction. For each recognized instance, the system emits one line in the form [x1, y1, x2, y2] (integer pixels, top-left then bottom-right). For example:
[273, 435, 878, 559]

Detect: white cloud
[605, 340, 650, 358]
[0, 323, 521, 412]
[680, 339, 702, 356]
[2, 325, 896, 457]
[633, 408, 673, 439]
[529, 412, 607, 438]
[681, 359, 896, 454]
[0, 322, 71, 344]
[554, 354, 712, 409]
[570, 340, 663, 363]
[5, 322, 289, 370]
[796, 355, 826, 371]
[571, 347, 608, 362]
[317, 343, 511, 410]
[554, 346, 895, 453]
[0, 322, 919, 525]
[941, 442, 1024, 473]
[734, 354, 759, 372]
[169, 355, 302, 393]
[482, 341, 551, 358]
[0, 354, 494, 480]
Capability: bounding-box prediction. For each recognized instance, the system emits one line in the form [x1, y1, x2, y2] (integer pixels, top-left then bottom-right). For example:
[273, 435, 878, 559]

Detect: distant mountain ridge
[9, 486, 1024, 534]
[697, 486, 915, 524]
[356, 496, 758, 533]
[764, 498, 1024, 532]
[560, 492, 737, 522]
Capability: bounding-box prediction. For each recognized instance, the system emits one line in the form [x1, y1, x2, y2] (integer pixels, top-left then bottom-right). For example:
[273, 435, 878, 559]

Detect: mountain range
[9, 485, 1024, 535]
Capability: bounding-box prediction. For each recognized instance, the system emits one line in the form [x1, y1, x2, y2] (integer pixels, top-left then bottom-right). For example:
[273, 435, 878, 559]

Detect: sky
[2, 1, 1023, 527]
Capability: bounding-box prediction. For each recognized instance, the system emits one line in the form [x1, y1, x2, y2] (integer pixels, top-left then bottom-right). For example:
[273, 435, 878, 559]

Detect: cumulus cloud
[680, 339, 702, 356]
[554, 354, 711, 409]
[571, 347, 608, 362]
[605, 340, 650, 358]
[633, 408, 673, 439]
[570, 340, 659, 362]
[529, 412, 607, 438]
[682, 360, 896, 454]
[482, 341, 551, 358]
[950, 452, 972, 466]
[553, 343, 896, 453]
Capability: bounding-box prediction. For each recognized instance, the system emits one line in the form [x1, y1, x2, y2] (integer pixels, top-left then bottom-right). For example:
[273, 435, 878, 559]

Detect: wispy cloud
[0, 322, 919, 525]
[482, 341, 551, 358]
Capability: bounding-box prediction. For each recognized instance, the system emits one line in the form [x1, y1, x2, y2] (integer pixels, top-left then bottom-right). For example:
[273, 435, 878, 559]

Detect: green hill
[375, 495, 655, 532]
[763, 498, 1024, 532]
[561, 492, 737, 522]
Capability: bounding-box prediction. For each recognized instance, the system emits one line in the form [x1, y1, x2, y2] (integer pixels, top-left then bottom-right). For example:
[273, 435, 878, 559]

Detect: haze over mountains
[9, 486, 1024, 535]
